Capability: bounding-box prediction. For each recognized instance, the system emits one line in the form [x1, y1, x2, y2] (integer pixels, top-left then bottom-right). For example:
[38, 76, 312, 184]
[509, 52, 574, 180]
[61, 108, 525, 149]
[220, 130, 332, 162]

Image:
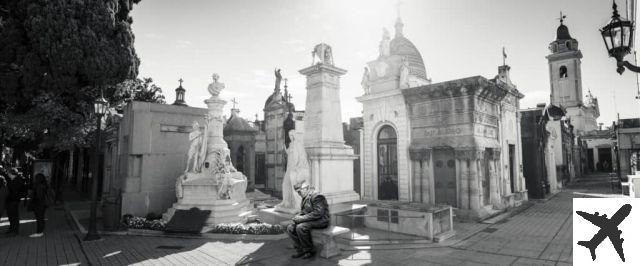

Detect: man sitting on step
[286, 180, 330, 259]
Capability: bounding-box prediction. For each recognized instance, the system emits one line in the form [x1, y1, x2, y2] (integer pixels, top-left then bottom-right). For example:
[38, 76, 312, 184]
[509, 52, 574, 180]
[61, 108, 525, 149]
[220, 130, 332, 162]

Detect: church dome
[264, 91, 284, 109]
[224, 111, 258, 133]
[390, 36, 428, 80]
[556, 24, 572, 40]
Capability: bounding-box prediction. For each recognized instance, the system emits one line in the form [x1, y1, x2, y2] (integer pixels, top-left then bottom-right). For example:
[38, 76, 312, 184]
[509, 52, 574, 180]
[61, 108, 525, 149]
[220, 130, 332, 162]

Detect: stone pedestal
[163, 173, 251, 224]
[164, 84, 250, 226]
[299, 51, 360, 205]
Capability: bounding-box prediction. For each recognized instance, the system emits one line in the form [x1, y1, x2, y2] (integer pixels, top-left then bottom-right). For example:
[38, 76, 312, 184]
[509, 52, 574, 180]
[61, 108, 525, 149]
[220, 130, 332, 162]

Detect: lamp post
[600, 1, 637, 74]
[84, 90, 108, 241]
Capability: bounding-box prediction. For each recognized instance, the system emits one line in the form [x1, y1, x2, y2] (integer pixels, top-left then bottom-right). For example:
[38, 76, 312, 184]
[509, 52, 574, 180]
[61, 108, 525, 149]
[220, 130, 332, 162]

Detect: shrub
[122, 214, 167, 231]
[208, 223, 285, 235]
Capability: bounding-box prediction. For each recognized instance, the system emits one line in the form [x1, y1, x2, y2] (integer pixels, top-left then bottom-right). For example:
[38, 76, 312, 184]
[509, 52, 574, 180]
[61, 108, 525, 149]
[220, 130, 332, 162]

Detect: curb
[63, 203, 288, 241]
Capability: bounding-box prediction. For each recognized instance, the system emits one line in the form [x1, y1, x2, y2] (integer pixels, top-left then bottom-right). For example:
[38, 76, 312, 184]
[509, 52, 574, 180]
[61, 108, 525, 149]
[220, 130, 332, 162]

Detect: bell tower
[546, 13, 583, 108]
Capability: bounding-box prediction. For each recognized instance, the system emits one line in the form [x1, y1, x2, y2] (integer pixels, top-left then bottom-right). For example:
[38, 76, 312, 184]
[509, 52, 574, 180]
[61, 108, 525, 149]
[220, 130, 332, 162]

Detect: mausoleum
[357, 15, 527, 220]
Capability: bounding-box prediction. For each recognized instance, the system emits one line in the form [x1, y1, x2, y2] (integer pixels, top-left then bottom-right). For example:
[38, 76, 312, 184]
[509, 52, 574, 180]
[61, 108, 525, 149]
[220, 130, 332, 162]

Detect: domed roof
[264, 91, 284, 108]
[390, 36, 428, 80]
[224, 111, 258, 133]
[556, 24, 572, 40]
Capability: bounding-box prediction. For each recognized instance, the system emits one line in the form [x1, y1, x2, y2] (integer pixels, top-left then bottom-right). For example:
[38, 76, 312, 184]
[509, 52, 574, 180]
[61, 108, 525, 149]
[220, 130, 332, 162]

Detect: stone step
[337, 237, 432, 246]
[204, 211, 253, 225]
[172, 200, 250, 211]
[433, 230, 456, 243]
[168, 204, 250, 218]
[162, 201, 251, 223]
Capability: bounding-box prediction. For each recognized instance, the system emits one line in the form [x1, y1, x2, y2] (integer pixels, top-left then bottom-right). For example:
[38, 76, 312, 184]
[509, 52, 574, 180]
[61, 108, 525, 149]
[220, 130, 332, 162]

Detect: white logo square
[573, 198, 640, 265]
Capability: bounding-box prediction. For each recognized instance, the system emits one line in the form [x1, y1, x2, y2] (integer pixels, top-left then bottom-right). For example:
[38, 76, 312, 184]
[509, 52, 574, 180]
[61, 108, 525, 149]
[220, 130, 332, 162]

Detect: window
[559, 66, 568, 78]
[565, 41, 571, 49]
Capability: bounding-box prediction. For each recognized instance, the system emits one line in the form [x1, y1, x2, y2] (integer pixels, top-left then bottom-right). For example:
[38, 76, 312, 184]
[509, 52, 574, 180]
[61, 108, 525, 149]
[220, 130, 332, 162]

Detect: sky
[131, 0, 640, 126]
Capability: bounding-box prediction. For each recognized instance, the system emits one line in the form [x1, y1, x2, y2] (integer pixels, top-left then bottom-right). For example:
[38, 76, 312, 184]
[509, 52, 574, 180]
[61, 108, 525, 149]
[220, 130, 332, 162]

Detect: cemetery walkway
[0, 172, 621, 265]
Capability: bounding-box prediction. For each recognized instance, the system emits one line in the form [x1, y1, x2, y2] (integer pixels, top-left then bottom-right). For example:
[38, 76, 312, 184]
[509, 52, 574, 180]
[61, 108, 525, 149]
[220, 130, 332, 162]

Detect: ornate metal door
[377, 126, 398, 200]
[434, 149, 456, 206]
[483, 149, 491, 206]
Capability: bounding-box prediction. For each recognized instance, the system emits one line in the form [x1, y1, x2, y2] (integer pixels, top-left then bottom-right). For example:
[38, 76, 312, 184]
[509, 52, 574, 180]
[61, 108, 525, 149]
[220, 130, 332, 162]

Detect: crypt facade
[357, 16, 527, 220]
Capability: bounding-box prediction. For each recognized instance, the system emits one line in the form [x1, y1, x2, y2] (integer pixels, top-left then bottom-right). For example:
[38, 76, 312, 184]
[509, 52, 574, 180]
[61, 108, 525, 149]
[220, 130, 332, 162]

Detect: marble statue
[275, 130, 311, 214]
[166, 73, 250, 225]
[312, 43, 334, 65]
[207, 73, 225, 98]
[379, 28, 391, 58]
[185, 121, 205, 173]
[361, 67, 370, 94]
[274, 69, 282, 91]
[399, 56, 410, 89]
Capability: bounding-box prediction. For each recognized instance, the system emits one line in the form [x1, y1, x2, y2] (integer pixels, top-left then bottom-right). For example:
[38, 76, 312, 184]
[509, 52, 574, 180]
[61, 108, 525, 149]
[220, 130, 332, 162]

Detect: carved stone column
[410, 148, 432, 203]
[455, 149, 484, 210]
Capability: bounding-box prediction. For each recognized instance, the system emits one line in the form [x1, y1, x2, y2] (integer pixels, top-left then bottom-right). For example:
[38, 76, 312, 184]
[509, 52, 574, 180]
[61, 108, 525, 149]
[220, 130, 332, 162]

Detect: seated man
[286, 181, 330, 259]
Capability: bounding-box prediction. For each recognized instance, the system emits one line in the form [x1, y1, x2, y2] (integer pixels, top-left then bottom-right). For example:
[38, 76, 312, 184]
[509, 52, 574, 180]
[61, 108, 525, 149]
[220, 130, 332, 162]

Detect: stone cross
[179, 78, 183, 86]
[231, 97, 238, 109]
[558, 11, 566, 24]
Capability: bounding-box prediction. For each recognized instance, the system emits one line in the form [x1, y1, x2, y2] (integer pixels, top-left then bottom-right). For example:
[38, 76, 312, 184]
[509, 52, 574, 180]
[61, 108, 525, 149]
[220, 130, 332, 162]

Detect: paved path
[0, 173, 619, 265]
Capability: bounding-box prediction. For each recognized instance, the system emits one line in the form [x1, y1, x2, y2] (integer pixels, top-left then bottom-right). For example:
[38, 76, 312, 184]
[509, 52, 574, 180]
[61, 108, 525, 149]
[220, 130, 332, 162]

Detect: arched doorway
[377, 126, 398, 200]
[236, 145, 245, 173]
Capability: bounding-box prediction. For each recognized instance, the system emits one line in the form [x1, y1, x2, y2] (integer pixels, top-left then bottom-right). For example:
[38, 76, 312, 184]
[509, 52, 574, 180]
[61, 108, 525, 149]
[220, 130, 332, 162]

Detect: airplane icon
[576, 204, 632, 262]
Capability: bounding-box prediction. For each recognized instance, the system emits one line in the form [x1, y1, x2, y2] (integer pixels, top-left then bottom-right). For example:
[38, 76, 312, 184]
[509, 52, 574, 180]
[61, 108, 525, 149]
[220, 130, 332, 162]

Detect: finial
[558, 11, 566, 25]
[178, 78, 183, 87]
[612, 1, 620, 19]
[395, 1, 404, 38]
[231, 97, 238, 109]
[502, 46, 507, 66]
[284, 78, 288, 89]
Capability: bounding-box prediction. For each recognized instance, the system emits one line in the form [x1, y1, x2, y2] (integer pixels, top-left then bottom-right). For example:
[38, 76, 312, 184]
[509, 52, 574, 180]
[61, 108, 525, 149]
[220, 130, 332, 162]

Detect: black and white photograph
[1, 0, 640, 265]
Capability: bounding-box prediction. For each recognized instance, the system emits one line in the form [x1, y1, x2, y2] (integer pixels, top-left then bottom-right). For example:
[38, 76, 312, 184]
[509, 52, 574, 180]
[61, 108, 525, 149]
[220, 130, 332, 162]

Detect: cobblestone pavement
[0, 173, 619, 265]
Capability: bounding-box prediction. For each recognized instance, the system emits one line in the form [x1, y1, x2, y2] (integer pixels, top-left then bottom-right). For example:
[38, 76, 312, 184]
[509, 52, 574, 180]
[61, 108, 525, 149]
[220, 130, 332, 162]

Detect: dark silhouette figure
[283, 113, 295, 149]
[576, 204, 631, 262]
[29, 173, 50, 237]
[379, 177, 398, 200]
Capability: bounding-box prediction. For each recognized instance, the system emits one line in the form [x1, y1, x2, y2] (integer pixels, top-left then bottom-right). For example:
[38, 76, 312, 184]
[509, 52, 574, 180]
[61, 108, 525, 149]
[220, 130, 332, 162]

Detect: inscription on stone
[160, 125, 194, 133]
[414, 125, 471, 138]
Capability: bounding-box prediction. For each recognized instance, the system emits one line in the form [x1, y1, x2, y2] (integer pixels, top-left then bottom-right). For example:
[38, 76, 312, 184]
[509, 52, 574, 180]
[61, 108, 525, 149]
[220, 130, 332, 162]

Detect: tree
[0, 0, 141, 151]
[110, 77, 166, 112]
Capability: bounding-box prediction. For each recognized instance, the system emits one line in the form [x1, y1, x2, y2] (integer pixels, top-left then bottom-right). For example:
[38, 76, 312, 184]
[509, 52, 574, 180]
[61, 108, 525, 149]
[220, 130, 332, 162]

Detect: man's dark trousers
[6, 201, 20, 233]
[286, 220, 329, 253]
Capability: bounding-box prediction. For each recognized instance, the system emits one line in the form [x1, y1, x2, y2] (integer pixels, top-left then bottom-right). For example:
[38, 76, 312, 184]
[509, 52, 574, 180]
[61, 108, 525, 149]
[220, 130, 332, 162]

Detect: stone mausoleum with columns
[357, 16, 527, 220]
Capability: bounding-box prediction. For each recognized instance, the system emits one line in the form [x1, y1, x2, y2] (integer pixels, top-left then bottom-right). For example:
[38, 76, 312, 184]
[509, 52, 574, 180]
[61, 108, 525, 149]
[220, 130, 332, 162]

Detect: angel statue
[275, 130, 311, 213]
[379, 28, 391, 58]
[399, 56, 410, 89]
[361, 67, 371, 94]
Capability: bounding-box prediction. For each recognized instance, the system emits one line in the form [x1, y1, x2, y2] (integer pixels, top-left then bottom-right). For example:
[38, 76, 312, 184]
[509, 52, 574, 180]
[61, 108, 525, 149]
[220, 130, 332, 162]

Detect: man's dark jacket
[295, 192, 330, 224]
[6, 177, 27, 203]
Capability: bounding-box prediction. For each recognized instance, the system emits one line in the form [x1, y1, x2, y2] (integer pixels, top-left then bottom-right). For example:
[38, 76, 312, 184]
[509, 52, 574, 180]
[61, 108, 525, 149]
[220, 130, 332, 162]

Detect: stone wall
[113, 101, 207, 217]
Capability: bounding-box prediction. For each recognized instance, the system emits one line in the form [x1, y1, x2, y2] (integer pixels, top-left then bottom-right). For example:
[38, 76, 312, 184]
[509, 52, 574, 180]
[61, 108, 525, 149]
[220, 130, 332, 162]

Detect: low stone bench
[311, 226, 350, 258]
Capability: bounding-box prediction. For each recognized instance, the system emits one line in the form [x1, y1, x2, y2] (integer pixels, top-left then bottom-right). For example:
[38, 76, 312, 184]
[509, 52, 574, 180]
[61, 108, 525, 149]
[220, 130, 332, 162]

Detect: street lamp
[600, 1, 637, 74]
[84, 89, 108, 241]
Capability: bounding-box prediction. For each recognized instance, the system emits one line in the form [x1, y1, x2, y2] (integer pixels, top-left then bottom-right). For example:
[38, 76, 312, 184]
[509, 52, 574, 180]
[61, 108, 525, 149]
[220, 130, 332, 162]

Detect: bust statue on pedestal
[166, 73, 250, 225]
[207, 73, 225, 99]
